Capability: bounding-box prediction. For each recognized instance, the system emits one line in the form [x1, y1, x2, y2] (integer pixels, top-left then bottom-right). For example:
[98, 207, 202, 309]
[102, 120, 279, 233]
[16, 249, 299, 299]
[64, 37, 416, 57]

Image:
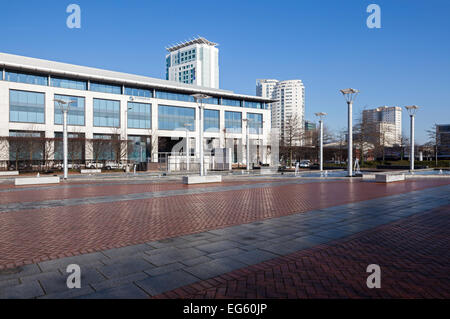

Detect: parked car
[86, 161, 126, 170]
[299, 160, 311, 168]
[54, 163, 81, 170]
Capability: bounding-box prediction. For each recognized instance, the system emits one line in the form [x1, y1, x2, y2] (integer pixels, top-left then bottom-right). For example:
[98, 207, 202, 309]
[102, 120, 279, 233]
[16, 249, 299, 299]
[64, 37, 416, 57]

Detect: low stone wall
[15, 176, 60, 186]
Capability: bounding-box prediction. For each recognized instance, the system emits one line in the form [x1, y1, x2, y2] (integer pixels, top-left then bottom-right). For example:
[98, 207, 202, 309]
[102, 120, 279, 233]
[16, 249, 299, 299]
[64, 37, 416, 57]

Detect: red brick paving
[0, 178, 449, 269]
[0, 179, 283, 204]
[155, 205, 450, 299]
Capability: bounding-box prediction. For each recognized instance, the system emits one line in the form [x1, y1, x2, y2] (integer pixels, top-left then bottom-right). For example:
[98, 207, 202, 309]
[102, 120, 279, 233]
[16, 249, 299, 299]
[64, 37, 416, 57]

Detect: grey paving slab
[180, 256, 213, 267]
[135, 270, 199, 296]
[101, 244, 151, 259]
[91, 272, 149, 291]
[207, 248, 247, 259]
[183, 258, 247, 280]
[229, 250, 278, 266]
[0, 281, 44, 299]
[196, 240, 241, 253]
[0, 278, 20, 289]
[143, 247, 205, 266]
[97, 259, 152, 279]
[0, 264, 41, 281]
[38, 252, 106, 272]
[78, 283, 149, 299]
[144, 263, 185, 277]
[39, 286, 95, 299]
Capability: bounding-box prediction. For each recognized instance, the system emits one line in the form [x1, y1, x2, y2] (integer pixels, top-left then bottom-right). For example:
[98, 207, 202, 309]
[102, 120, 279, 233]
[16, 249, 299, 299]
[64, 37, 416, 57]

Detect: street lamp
[183, 123, 192, 171]
[242, 118, 252, 172]
[405, 105, 419, 171]
[315, 112, 327, 172]
[192, 93, 211, 176]
[340, 88, 359, 177]
[54, 98, 75, 180]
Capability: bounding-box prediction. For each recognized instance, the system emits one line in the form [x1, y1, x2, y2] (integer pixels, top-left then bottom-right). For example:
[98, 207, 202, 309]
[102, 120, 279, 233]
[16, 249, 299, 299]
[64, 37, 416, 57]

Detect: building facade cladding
[437, 124, 450, 158]
[362, 106, 402, 147]
[0, 52, 271, 164]
[166, 38, 219, 89]
[256, 79, 305, 146]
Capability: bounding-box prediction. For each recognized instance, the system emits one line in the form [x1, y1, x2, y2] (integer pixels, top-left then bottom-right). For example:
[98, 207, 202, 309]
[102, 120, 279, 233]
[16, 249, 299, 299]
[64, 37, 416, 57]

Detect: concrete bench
[375, 174, 405, 183]
[15, 176, 60, 186]
[80, 169, 101, 174]
[0, 171, 19, 176]
[183, 175, 222, 185]
[260, 168, 278, 175]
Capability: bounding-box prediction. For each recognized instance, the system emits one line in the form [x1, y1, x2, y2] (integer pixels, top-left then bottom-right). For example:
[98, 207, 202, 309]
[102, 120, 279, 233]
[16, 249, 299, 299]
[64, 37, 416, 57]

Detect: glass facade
[124, 87, 152, 98]
[204, 109, 219, 132]
[9, 131, 45, 161]
[156, 90, 195, 102]
[202, 97, 219, 105]
[10, 90, 45, 123]
[54, 132, 85, 161]
[54, 94, 85, 126]
[222, 98, 242, 107]
[158, 105, 195, 131]
[245, 101, 263, 109]
[247, 113, 263, 134]
[5, 70, 48, 86]
[92, 134, 115, 160]
[127, 102, 151, 129]
[225, 111, 242, 133]
[90, 82, 122, 94]
[93, 98, 120, 127]
[128, 135, 148, 162]
[51, 77, 87, 90]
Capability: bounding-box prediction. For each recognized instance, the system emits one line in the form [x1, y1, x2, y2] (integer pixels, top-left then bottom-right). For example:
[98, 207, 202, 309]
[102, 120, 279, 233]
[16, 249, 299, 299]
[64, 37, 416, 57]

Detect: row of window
[1, 69, 268, 109]
[8, 90, 264, 133]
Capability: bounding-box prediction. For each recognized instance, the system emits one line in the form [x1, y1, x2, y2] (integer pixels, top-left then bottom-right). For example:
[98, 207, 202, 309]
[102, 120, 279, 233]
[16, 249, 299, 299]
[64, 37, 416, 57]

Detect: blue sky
[1, 0, 449, 143]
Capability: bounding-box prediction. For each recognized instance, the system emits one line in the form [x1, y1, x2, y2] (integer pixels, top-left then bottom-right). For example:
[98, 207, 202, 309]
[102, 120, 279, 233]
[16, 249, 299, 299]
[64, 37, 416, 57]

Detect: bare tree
[283, 114, 302, 167]
[426, 124, 439, 166]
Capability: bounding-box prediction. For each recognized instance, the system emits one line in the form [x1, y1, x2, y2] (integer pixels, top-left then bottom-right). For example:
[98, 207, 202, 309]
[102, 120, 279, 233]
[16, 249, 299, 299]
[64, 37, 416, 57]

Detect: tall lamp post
[242, 118, 252, 172]
[192, 94, 211, 176]
[340, 88, 359, 177]
[184, 123, 192, 171]
[315, 112, 327, 172]
[405, 105, 419, 171]
[54, 99, 75, 180]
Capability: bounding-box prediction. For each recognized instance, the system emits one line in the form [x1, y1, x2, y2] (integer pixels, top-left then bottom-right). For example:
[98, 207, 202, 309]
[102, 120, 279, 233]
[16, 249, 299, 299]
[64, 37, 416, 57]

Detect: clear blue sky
[1, 0, 449, 143]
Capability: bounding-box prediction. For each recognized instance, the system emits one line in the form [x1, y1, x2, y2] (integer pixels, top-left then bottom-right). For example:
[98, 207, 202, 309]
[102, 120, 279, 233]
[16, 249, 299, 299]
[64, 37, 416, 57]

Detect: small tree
[426, 124, 439, 166]
[283, 114, 302, 167]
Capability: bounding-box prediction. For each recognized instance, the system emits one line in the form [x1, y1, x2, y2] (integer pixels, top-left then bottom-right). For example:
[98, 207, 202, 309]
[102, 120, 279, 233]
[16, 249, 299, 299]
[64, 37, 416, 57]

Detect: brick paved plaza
[0, 174, 449, 299]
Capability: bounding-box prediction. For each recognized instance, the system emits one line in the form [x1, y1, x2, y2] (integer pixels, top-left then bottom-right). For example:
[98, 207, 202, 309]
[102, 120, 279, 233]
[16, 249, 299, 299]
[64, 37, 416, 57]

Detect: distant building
[256, 79, 305, 145]
[437, 124, 450, 159]
[303, 121, 317, 147]
[305, 121, 316, 131]
[362, 106, 402, 147]
[165, 37, 219, 89]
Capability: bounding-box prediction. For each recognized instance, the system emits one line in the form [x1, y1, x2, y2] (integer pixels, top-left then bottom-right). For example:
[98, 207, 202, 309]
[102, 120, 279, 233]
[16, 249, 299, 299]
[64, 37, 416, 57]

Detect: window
[5, 70, 48, 86]
[225, 111, 242, 133]
[124, 87, 152, 98]
[54, 94, 85, 126]
[156, 91, 195, 102]
[51, 77, 87, 90]
[90, 82, 122, 94]
[10, 90, 45, 123]
[158, 105, 195, 131]
[222, 98, 242, 107]
[127, 102, 151, 129]
[247, 113, 263, 134]
[128, 136, 148, 162]
[245, 101, 263, 109]
[93, 98, 120, 127]
[204, 109, 219, 132]
[202, 97, 219, 105]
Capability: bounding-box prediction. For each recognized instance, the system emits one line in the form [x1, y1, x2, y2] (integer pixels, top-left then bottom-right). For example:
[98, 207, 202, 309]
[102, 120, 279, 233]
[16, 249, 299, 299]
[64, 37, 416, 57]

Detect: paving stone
[0, 281, 44, 299]
[196, 240, 240, 253]
[39, 286, 95, 299]
[97, 259, 151, 279]
[38, 252, 106, 272]
[184, 258, 246, 280]
[144, 248, 205, 266]
[0, 278, 20, 289]
[0, 264, 41, 281]
[136, 270, 199, 296]
[101, 244, 150, 259]
[91, 272, 149, 291]
[144, 263, 185, 276]
[180, 256, 212, 267]
[79, 283, 149, 299]
[207, 248, 247, 259]
[229, 250, 278, 265]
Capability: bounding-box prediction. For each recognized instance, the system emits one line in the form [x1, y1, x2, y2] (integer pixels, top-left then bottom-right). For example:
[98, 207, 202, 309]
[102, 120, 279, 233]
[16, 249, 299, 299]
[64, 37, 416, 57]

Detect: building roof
[166, 37, 218, 52]
[0, 52, 272, 103]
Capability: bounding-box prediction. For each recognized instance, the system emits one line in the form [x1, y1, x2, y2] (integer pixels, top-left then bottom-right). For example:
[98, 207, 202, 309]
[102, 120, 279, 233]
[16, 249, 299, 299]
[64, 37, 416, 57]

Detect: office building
[362, 106, 402, 147]
[0, 52, 272, 167]
[437, 124, 450, 159]
[256, 79, 305, 145]
[165, 37, 219, 89]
